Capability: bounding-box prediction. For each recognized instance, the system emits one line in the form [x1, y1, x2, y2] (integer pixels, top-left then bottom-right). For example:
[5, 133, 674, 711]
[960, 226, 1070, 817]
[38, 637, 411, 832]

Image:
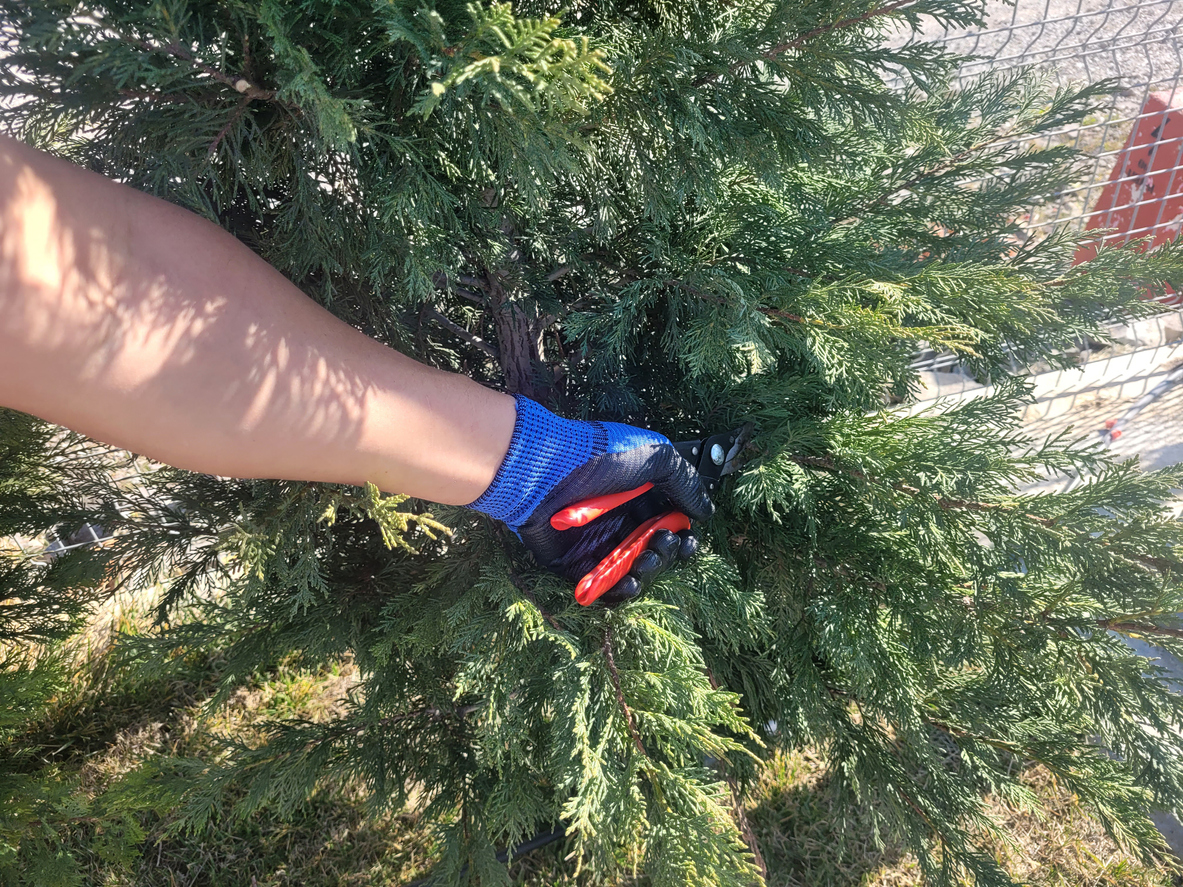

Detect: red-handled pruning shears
[553, 424, 754, 606]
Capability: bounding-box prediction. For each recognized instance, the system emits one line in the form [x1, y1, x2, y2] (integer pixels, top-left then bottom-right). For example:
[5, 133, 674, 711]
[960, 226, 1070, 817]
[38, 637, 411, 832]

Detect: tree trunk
[487, 272, 545, 401]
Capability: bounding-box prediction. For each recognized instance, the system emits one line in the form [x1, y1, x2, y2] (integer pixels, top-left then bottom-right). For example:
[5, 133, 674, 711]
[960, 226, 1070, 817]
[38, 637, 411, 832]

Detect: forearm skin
[0, 134, 515, 505]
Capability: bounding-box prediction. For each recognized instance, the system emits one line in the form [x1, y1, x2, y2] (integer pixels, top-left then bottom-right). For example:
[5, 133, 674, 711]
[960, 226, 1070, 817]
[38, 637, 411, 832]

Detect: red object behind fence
[1073, 91, 1183, 303]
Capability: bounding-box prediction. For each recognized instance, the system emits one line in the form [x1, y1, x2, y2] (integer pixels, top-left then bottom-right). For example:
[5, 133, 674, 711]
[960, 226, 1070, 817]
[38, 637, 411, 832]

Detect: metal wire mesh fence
[0, 441, 156, 561]
[911, 0, 1183, 393]
[951, 0, 1183, 236]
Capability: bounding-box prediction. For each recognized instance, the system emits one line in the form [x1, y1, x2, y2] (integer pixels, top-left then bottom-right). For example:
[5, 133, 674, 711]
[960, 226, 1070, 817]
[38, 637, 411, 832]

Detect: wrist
[353, 372, 515, 505]
[467, 395, 604, 528]
[467, 396, 671, 531]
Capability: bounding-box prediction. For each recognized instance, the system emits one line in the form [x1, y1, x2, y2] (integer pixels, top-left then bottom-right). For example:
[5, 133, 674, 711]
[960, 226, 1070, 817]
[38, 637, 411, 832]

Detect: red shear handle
[574, 510, 691, 606]
[550, 483, 654, 530]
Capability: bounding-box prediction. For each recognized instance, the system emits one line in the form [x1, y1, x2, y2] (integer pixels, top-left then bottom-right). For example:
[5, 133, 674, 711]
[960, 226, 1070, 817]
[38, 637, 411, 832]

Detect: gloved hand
[467, 395, 713, 606]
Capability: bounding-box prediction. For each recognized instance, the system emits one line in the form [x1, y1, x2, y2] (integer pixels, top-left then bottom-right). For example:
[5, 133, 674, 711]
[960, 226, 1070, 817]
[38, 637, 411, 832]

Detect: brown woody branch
[926, 717, 1026, 756]
[24, 816, 104, 828]
[705, 668, 769, 879]
[809, 553, 888, 592]
[792, 457, 1183, 585]
[663, 276, 847, 330]
[339, 703, 482, 737]
[127, 37, 280, 103]
[117, 88, 202, 105]
[432, 271, 485, 304]
[1102, 547, 1183, 574]
[836, 128, 1020, 225]
[603, 628, 648, 756]
[759, 306, 847, 330]
[509, 571, 564, 632]
[762, 0, 919, 62]
[1098, 619, 1183, 640]
[423, 306, 499, 359]
[208, 94, 252, 157]
[787, 453, 1058, 527]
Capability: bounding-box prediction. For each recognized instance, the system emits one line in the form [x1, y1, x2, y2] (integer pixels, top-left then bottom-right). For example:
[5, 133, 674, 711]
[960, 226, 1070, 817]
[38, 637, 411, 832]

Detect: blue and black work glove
[467, 395, 713, 606]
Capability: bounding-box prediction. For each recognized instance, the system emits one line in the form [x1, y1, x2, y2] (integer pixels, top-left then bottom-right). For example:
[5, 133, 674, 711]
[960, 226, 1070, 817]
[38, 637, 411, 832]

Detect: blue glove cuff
[466, 395, 667, 531]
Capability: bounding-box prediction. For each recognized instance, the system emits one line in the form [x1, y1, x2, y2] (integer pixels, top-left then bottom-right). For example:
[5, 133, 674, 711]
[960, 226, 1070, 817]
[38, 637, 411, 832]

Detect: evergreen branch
[759, 306, 847, 330]
[602, 628, 647, 756]
[809, 553, 887, 593]
[897, 784, 938, 832]
[693, 0, 921, 86]
[761, 0, 920, 64]
[215, 704, 484, 762]
[664, 278, 720, 303]
[666, 276, 851, 331]
[926, 718, 1031, 759]
[836, 130, 1022, 224]
[22, 815, 104, 828]
[792, 455, 1182, 597]
[871, 709, 943, 833]
[424, 306, 499, 359]
[1102, 547, 1183, 574]
[509, 571, 563, 632]
[116, 88, 203, 105]
[707, 668, 770, 880]
[787, 454, 1058, 527]
[347, 704, 482, 735]
[413, 5, 611, 118]
[722, 769, 767, 880]
[924, 493, 1055, 526]
[207, 94, 252, 158]
[666, 277, 838, 327]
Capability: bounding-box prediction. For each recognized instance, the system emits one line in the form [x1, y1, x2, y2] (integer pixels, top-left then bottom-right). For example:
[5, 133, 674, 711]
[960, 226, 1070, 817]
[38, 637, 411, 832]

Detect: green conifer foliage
[3, 1, 1183, 883]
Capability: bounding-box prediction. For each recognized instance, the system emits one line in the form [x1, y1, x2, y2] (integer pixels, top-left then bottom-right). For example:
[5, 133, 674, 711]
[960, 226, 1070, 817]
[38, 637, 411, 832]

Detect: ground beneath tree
[34, 592, 1180, 887]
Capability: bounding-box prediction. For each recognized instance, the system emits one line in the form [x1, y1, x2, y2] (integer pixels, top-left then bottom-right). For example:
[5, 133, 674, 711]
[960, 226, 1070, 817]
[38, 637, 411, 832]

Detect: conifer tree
[4, 1, 1183, 884]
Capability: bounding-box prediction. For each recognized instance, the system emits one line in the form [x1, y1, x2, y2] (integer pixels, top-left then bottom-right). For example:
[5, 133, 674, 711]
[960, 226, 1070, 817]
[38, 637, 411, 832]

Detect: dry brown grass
[743, 747, 1178, 887]
[979, 765, 1179, 887]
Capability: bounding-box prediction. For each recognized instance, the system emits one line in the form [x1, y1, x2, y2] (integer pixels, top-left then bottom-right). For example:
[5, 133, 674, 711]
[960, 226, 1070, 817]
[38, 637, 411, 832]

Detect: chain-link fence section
[930, 9, 1183, 855]
[952, 0, 1183, 236]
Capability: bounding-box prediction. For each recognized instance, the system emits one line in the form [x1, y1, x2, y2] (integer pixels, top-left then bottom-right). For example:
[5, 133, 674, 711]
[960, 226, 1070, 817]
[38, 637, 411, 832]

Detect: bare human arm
[0, 134, 515, 506]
